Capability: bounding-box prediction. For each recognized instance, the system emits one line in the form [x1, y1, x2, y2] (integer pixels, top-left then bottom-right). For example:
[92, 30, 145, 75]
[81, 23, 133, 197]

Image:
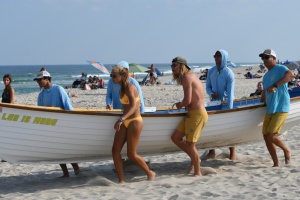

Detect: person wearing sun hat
[170, 56, 208, 176]
[106, 61, 145, 113]
[33, 69, 80, 178]
[259, 49, 294, 167]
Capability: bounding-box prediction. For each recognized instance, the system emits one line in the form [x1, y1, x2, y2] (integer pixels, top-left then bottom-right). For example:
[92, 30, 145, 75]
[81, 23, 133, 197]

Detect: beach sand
[2, 65, 300, 199]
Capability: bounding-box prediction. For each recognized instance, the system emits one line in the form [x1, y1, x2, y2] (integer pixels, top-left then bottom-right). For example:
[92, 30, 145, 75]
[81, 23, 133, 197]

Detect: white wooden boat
[1, 92, 300, 164]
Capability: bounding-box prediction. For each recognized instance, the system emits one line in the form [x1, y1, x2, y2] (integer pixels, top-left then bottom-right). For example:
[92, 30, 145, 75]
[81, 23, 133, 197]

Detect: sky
[1, 0, 300, 65]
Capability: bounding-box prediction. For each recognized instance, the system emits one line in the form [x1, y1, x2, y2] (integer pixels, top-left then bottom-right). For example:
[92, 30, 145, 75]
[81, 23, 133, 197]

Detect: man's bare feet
[272, 164, 280, 167]
[147, 170, 156, 181]
[74, 169, 80, 176]
[59, 174, 70, 178]
[229, 147, 236, 160]
[186, 162, 194, 174]
[229, 154, 236, 160]
[284, 150, 291, 165]
[193, 172, 202, 177]
[203, 150, 216, 160]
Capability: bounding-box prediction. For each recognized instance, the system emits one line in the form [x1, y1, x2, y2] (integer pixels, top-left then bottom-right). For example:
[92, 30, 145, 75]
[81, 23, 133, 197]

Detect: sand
[1, 65, 300, 199]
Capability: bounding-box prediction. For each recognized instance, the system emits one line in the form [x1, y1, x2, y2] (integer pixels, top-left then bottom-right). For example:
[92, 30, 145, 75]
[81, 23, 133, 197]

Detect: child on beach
[2, 74, 15, 103]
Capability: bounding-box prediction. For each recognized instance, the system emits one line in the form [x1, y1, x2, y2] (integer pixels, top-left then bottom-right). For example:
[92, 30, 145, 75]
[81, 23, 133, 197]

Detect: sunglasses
[110, 74, 118, 78]
[214, 54, 221, 58]
[171, 63, 179, 68]
[261, 55, 272, 60]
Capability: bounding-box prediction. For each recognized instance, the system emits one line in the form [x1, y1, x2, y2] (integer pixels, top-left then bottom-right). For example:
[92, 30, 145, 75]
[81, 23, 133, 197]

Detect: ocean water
[0, 62, 256, 95]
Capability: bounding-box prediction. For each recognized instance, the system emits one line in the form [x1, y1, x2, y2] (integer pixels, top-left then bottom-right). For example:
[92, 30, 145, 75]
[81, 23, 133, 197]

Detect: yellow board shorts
[176, 110, 208, 143]
[262, 112, 288, 135]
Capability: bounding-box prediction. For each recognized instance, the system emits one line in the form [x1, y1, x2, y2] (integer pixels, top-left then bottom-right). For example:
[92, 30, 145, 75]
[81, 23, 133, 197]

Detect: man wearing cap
[205, 49, 236, 160]
[106, 61, 145, 113]
[34, 70, 80, 177]
[170, 56, 208, 176]
[259, 49, 294, 167]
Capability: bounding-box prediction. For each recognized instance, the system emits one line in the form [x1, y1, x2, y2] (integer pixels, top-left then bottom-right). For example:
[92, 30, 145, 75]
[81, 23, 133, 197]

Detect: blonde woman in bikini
[111, 66, 155, 183]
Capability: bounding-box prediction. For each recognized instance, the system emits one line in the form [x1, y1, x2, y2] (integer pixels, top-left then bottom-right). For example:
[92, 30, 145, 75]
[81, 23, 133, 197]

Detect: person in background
[2, 74, 15, 103]
[34, 70, 80, 177]
[111, 66, 155, 183]
[106, 61, 145, 113]
[199, 69, 208, 80]
[205, 50, 236, 160]
[149, 64, 157, 86]
[250, 81, 263, 96]
[72, 72, 86, 88]
[244, 71, 254, 79]
[170, 56, 208, 176]
[245, 71, 262, 79]
[259, 49, 293, 167]
[97, 78, 105, 88]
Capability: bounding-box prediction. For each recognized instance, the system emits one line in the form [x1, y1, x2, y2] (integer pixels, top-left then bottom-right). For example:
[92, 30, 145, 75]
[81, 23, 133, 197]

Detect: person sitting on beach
[257, 64, 266, 73]
[149, 64, 157, 86]
[111, 66, 155, 183]
[199, 69, 208, 80]
[245, 72, 262, 79]
[2, 74, 15, 103]
[72, 72, 86, 88]
[97, 78, 104, 88]
[34, 70, 80, 178]
[170, 56, 208, 176]
[206, 50, 236, 160]
[250, 81, 263, 96]
[106, 61, 145, 113]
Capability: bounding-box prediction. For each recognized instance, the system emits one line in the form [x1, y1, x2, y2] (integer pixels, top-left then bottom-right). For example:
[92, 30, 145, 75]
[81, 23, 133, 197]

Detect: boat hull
[0, 97, 300, 164]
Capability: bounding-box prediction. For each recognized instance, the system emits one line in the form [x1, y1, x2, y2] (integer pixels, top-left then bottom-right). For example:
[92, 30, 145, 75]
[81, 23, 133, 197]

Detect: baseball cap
[117, 61, 129, 69]
[259, 49, 277, 58]
[33, 71, 51, 81]
[172, 56, 191, 70]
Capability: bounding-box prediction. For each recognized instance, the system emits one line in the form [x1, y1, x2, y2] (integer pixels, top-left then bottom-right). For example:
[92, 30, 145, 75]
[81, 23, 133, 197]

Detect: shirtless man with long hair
[170, 56, 208, 176]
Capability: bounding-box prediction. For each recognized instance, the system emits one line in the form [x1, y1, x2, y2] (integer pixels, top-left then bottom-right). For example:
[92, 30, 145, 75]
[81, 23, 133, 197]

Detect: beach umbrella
[87, 60, 109, 74]
[129, 63, 149, 73]
[282, 61, 299, 70]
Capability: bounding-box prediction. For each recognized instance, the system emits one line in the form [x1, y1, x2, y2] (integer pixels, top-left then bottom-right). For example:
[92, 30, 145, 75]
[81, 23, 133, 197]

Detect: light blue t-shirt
[106, 77, 145, 113]
[262, 64, 290, 114]
[38, 84, 73, 111]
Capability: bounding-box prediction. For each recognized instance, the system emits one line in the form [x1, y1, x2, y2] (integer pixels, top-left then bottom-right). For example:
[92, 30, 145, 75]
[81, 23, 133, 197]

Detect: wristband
[119, 117, 125, 123]
[272, 83, 278, 88]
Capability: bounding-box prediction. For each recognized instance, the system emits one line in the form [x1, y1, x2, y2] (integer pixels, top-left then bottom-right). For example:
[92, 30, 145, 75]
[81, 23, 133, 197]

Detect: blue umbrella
[282, 60, 299, 70]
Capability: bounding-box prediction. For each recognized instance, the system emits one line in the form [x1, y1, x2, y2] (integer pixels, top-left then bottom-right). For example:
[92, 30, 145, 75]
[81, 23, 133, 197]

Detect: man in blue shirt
[34, 70, 80, 177]
[106, 61, 145, 113]
[205, 50, 236, 160]
[259, 49, 294, 167]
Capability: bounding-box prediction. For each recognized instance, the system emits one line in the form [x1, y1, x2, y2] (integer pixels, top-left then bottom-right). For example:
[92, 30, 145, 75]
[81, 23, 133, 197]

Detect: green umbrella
[129, 63, 149, 73]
